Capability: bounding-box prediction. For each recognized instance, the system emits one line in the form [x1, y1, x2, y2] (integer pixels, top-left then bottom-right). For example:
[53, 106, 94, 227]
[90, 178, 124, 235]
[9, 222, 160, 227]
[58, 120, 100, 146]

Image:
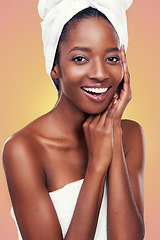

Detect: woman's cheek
[62, 64, 84, 82]
[112, 64, 123, 86]
[117, 64, 123, 85]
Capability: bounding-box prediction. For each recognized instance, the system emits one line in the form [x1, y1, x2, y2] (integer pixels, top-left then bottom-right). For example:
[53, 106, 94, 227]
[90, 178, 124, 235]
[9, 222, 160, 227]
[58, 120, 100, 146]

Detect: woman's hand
[113, 45, 132, 124]
[83, 98, 118, 173]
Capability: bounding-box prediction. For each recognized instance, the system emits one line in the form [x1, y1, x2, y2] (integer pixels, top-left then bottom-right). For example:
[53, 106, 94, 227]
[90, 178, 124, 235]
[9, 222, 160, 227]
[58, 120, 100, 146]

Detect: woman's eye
[72, 56, 87, 63]
[107, 57, 120, 63]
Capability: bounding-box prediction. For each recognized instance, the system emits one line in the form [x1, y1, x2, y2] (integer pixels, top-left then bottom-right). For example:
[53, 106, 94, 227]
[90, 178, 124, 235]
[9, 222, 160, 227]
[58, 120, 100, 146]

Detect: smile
[82, 87, 108, 94]
[81, 86, 112, 102]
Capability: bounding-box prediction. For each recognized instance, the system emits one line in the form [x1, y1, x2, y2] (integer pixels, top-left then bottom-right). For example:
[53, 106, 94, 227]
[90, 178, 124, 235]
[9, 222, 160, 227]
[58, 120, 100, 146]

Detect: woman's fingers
[89, 114, 101, 126]
[82, 115, 93, 133]
[104, 98, 118, 127]
[83, 96, 116, 130]
[96, 100, 113, 125]
[82, 96, 119, 170]
[120, 45, 132, 100]
[83, 113, 102, 138]
[112, 45, 132, 123]
[121, 45, 130, 84]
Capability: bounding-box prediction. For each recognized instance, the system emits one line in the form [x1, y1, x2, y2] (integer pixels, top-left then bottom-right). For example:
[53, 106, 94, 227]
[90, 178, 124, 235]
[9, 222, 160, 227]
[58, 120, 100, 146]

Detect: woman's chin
[84, 105, 110, 115]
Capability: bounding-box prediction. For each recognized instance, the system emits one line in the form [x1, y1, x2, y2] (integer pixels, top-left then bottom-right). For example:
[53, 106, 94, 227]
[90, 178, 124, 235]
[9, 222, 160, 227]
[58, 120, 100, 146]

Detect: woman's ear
[51, 63, 60, 79]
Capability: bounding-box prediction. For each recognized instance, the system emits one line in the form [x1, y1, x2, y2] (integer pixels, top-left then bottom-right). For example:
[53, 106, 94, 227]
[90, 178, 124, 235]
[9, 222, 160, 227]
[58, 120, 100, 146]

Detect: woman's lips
[81, 86, 112, 102]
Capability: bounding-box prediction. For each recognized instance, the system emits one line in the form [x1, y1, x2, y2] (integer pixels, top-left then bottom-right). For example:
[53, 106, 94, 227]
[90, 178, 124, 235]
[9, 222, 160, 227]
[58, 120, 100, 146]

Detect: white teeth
[83, 87, 108, 93]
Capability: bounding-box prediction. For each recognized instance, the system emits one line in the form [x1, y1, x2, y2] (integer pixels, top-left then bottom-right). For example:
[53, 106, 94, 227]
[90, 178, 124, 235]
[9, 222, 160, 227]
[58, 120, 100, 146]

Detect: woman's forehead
[60, 17, 119, 51]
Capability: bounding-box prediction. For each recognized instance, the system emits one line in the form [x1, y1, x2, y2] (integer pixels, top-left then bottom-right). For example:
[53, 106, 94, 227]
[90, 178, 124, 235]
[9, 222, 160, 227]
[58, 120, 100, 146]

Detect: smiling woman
[2, 1, 145, 240]
[51, 15, 122, 114]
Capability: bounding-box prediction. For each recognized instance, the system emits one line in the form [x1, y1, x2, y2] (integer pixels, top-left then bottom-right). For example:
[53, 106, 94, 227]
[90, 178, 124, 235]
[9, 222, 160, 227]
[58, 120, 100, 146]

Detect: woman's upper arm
[122, 120, 146, 219]
[3, 135, 63, 240]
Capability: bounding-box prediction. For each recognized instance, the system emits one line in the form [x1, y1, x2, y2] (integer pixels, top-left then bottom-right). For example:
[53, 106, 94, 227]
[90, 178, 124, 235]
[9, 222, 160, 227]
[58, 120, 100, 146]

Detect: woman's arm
[107, 46, 145, 240]
[107, 121, 145, 240]
[65, 101, 119, 239]
[3, 99, 118, 240]
[3, 136, 63, 240]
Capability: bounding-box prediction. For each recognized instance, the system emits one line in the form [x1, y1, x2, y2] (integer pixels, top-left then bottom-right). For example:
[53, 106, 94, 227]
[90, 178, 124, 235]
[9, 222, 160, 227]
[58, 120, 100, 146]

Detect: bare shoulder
[2, 129, 45, 188]
[121, 119, 145, 171]
[3, 132, 35, 165]
[3, 111, 52, 169]
[121, 119, 145, 144]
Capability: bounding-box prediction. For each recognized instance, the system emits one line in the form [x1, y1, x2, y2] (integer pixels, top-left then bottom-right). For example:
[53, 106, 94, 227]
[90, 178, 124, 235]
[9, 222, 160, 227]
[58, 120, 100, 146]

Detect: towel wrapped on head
[38, 0, 133, 79]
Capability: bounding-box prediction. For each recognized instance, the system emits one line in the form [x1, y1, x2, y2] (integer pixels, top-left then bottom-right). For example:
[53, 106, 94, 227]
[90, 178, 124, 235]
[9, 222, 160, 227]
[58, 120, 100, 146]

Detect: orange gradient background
[0, 0, 160, 239]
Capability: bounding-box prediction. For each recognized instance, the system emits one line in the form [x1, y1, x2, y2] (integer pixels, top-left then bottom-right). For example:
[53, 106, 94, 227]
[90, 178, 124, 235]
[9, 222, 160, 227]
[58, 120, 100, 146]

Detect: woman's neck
[50, 94, 89, 136]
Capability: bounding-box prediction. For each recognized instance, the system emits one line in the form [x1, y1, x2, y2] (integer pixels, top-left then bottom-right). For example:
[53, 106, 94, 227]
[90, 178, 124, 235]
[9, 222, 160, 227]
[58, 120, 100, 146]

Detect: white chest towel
[11, 179, 108, 239]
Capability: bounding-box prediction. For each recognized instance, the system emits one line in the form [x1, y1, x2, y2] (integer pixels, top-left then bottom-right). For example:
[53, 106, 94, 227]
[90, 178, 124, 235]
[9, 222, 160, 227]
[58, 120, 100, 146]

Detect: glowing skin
[52, 17, 123, 114]
[3, 15, 145, 240]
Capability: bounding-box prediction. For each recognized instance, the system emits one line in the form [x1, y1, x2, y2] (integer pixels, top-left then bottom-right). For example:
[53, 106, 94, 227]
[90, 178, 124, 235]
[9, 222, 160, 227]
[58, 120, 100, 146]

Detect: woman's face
[52, 17, 123, 114]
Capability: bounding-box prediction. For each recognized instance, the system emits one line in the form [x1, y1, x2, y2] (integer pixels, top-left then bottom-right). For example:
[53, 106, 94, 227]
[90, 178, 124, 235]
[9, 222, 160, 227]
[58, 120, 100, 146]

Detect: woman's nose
[87, 59, 109, 81]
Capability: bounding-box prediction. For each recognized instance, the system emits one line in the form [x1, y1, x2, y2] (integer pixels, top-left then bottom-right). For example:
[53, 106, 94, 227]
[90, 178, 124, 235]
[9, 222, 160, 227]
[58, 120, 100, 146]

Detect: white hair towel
[38, 0, 133, 77]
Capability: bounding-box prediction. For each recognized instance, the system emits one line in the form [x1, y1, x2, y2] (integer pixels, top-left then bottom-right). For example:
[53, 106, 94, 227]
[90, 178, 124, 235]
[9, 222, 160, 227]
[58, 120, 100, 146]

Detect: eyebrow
[67, 46, 91, 55]
[67, 46, 120, 55]
[105, 47, 120, 53]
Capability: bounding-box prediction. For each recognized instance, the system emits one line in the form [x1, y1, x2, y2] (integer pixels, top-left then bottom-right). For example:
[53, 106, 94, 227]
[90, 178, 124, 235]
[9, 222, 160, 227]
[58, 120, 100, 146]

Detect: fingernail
[113, 92, 118, 98]
[114, 99, 117, 104]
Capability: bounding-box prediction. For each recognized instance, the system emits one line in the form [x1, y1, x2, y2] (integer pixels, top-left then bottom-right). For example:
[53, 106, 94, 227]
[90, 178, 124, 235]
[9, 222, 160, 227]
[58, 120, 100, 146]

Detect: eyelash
[107, 56, 120, 63]
[72, 56, 120, 64]
[72, 56, 87, 63]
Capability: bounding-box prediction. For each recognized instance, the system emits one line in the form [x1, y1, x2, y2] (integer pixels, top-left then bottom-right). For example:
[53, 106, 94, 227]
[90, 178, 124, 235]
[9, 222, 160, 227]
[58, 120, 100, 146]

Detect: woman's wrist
[87, 160, 109, 178]
[112, 121, 124, 158]
[113, 120, 122, 135]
